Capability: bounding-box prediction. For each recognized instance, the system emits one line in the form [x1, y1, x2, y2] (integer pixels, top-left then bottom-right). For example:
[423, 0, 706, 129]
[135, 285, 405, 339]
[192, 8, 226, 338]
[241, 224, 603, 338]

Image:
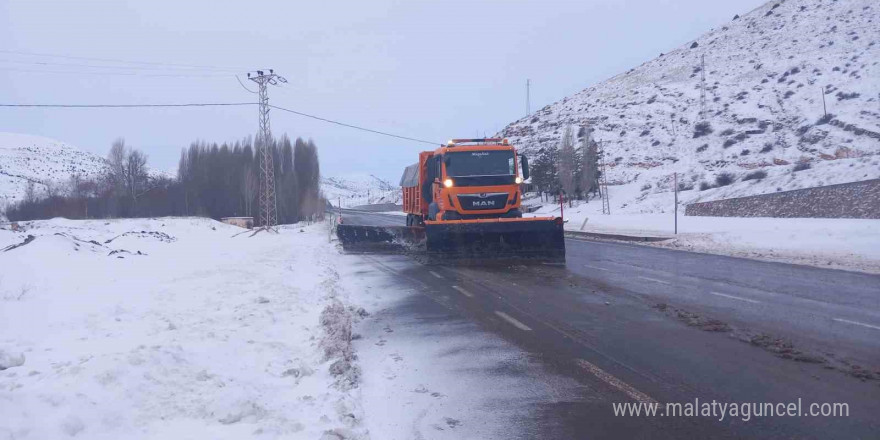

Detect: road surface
[339, 209, 880, 438]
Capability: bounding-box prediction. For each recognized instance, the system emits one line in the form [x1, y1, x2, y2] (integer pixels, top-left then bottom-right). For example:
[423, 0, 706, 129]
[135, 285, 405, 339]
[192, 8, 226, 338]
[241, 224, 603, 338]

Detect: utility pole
[674, 172, 678, 234]
[248, 69, 287, 232]
[599, 143, 611, 215]
[698, 54, 707, 121]
[821, 87, 827, 118]
[526, 79, 531, 116]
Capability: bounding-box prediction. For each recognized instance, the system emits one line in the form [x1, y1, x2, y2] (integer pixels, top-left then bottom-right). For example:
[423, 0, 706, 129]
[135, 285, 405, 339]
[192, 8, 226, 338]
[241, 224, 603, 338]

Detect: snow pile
[502, 0, 880, 214]
[529, 196, 880, 273]
[0, 217, 367, 439]
[322, 174, 399, 208]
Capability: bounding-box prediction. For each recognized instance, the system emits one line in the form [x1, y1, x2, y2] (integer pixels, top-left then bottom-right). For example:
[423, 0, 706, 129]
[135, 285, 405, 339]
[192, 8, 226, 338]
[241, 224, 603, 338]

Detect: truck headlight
[444, 178, 454, 188]
[515, 176, 523, 184]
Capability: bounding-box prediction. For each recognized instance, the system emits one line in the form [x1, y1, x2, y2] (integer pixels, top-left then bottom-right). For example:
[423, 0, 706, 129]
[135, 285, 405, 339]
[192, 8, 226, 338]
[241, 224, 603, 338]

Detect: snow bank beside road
[0, 218, 367, 439]
[528, 195, 880, 273]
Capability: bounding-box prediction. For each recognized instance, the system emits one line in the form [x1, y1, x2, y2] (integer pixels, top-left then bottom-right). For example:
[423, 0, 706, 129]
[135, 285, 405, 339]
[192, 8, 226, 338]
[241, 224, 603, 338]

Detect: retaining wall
[685, 179, 880, 219]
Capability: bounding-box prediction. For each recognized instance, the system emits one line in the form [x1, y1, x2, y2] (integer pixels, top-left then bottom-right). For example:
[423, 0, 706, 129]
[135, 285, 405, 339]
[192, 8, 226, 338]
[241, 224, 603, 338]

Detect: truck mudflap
[424, 217, 565, 263]
[336, 224, 425, 253]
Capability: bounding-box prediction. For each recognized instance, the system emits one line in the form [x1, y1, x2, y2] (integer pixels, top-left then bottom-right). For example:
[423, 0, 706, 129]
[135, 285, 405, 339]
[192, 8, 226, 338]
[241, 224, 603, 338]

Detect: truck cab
[405, 138, 529, 224]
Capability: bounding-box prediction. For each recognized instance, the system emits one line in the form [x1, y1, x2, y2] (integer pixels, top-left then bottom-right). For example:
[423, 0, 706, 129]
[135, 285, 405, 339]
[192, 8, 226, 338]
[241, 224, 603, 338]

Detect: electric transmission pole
[526, 79, 531, 116]
[599, 142, 611, 215]
[248, 69, 287, 232]
[699, 54, 707, 121]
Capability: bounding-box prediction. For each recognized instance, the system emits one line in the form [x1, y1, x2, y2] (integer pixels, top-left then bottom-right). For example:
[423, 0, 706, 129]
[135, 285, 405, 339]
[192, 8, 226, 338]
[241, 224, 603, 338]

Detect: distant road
[340, 209, 880, 438]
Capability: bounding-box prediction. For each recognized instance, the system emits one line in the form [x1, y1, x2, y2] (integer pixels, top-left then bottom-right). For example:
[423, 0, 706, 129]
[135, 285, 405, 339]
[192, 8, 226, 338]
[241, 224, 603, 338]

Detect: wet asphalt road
[338, 209, 880, 439]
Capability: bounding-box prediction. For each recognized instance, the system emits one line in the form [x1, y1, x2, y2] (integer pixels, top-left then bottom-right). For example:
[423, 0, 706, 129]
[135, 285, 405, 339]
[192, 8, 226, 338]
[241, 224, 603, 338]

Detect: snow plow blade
[336, 224, 424, 253]
[425, 217, 565, 263]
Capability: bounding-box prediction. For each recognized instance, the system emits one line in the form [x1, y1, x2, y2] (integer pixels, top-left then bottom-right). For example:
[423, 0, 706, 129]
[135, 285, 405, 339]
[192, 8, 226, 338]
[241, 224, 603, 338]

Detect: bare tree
[108, 138, 128, 192]
[557, 125, 576, 206]
[242, 165, 257, 217]
[579, 126, 599, 199]
[24, 180, 37, 203]
[125, 149, 150, 213]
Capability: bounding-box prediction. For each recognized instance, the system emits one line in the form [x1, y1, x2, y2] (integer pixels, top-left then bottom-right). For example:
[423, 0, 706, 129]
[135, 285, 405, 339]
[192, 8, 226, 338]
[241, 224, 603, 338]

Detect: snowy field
[0, 218, 368, 439]
[525, 190, 880, 274]
[1, 216, 573, 439]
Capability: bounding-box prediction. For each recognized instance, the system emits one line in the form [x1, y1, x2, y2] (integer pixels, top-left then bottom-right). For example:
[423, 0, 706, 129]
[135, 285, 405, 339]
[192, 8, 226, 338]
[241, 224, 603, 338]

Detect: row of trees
[529, 125, 601, 203]
[5, 135, 324, 224]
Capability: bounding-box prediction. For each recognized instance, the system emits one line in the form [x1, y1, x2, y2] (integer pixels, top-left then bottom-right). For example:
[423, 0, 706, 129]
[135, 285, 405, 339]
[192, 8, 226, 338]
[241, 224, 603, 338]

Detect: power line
[0, 49, 247, 72]
[0, 67, 231, 78]
[0, 101, 442, 145]
[0, 102, 256, 108]
[269, 104, 441, 145]
[0, 58, 235, 73]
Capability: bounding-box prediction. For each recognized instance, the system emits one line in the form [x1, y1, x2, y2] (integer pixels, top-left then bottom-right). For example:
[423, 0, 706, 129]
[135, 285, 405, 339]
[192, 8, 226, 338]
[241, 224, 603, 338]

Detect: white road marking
[576, 359, 657, 404]
[584, 264, 609, 271]
[494, 311, 532, 331]
[452, 285, 473, 298]
[833, 318, 880, 331]
[429, 271, 444, 279]
[709, 291, 760, 304]
[638, 276, 670, 285]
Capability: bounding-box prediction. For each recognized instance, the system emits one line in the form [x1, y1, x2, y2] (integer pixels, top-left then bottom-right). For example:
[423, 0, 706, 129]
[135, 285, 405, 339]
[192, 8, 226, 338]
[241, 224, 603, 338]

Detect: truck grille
[457, 193, 508, 211]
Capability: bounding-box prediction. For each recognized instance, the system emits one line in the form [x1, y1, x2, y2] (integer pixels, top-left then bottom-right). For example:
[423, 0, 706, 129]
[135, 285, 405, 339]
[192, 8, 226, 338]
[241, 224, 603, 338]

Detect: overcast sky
[0, 0, 766, 180]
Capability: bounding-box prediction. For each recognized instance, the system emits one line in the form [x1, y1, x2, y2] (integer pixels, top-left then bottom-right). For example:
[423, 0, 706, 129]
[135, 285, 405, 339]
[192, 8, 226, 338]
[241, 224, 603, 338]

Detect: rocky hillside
[500, 0, 879, 213]
[0, 133, 108, 209]
[322, 174, 399, 208]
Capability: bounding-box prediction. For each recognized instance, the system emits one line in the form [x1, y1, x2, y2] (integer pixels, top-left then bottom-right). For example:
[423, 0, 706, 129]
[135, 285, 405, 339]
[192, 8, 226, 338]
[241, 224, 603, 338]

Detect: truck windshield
[445, 150, 515, 177]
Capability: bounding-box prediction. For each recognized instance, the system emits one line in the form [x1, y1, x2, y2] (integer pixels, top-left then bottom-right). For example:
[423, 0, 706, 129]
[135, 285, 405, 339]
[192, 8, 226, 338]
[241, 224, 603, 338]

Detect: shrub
[677, 182, 694, 191]
[741, 149, 750, 156]
[719, 128, 735, 136]
[696, 144, 708, 153]
[641, 183, 652, 191]
[693, 121, 713, 138]
[640, 129, 650, 137]
[699, 181, 713, 191]
[715, 172, 735, 187]
[793, 162, 811, 172]
[742, 170, 768, 181]
[816, 113, 835, 124]
[836, 91, 860, 100]
[723, 138, 737, 148]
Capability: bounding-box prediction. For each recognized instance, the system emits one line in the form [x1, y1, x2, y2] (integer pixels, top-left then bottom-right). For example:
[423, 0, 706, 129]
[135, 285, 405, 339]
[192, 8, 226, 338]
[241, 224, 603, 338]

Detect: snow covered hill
[501, 0, 880, 214]
[321, 174, 399, 208]
[0, 133, 107, 208]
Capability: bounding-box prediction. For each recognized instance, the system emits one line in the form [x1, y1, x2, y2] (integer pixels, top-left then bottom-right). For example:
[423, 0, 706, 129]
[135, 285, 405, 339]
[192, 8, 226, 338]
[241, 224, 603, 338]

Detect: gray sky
[0, 0, 766, 180]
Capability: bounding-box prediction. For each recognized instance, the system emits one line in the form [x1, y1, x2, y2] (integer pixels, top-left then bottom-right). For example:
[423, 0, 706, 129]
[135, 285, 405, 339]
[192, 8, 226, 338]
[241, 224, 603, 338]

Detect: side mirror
[425, 156, 437, 182]
[520, 155, 530, 180]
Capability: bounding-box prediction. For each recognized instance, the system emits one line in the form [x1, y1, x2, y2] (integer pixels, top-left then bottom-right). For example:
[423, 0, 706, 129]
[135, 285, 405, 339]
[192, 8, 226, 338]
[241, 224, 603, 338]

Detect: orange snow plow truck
[336, 138, 565, 263]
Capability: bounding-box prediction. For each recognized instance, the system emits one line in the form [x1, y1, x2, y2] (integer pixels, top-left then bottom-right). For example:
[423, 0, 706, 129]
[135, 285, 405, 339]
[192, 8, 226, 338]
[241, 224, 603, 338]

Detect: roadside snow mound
[0, 217, 368, 439]
[0, 350, 25, 370]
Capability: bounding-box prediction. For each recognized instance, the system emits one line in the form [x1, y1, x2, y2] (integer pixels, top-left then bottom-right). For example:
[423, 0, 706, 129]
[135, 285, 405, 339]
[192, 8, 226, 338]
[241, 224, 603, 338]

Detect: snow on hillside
[0, 218, 368, 439]
[0, 133, 174, 215]
[501, 0, 880, 214]
[322, 174, 400, 208]
[0, 133, 107, 207]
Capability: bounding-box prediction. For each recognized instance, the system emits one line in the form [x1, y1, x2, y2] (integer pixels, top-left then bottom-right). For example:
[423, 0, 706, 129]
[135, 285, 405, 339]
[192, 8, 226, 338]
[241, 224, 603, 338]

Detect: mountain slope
[0, 133, 107, 208]
[501, 0, 879, 213]
[321, 174, 399, 207]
